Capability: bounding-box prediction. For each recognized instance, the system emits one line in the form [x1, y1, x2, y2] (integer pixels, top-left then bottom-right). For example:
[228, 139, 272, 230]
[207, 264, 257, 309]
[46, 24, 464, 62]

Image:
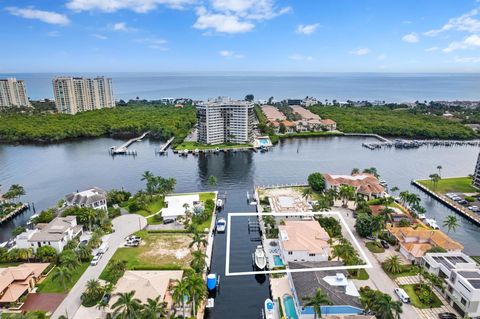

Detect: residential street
[333, 207, 420, 319]
[51, 214, 147, 319]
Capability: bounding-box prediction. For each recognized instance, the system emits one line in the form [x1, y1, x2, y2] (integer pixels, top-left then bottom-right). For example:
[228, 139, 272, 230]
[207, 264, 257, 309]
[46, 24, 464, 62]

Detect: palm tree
[399, 191, 410, 206]
[389, 186, 399, 195]
[443, 215, 459, 234]
[383, 255, 402, 274]
[77, 245, 92, 262]
[302, 288, 331, 319]
[190, 250, 207, 273]
[85, 279, 103, 298]
[429, 173, 441, 190]
[437, 165, 442, 177]
[141, 296, 167, 319]
[380, 207, 394, 227]
[52, 266, 72, 292]
[302, 187, 313, 199]
[339, 185, 355, 207]
[111, 291, 142, 319]
[186, 273, 208, 316]
[171, 278, 190, 319]
[406, 193, 421, 208]
[141, 171, 154, 182]
[351, 168, 360, 175]
[189, 231, 208, 250]
[374, 294, 402, 319]
[371, 215, 384, 237]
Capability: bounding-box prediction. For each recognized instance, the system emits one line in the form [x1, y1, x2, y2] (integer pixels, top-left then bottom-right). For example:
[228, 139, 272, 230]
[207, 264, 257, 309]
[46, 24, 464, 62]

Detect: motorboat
[207, 273, 218, 291]
[216, 218, 226, 233]
[264, 299, 274, 319]
[417, 213, 426, 220]
[216, 199, 224, 208]
[254, 245, 267, 270]
[425, 218, 439, 229]
[193, 148, 199, 155]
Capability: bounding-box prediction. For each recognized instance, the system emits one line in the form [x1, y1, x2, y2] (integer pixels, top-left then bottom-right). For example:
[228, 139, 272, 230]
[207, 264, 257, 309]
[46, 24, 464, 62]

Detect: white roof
[162, 194, 200, 219]
[278, 196, 294, 208]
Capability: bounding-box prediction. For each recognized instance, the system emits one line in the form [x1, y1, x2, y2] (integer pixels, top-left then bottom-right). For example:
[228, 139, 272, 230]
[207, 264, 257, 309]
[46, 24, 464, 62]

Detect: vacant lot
[37, 262, 90, 293]
[418, 176, 478, 194]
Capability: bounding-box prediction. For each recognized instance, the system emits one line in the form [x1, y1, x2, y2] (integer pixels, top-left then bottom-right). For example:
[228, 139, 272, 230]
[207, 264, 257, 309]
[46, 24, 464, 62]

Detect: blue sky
[2, 0, 480, 72]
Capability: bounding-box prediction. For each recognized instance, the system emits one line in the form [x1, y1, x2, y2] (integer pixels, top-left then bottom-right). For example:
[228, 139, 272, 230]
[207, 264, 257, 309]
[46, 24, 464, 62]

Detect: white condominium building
[196, 97, 254, 145]
[53, 76, 115, 114]
[0, 78, 30, 108]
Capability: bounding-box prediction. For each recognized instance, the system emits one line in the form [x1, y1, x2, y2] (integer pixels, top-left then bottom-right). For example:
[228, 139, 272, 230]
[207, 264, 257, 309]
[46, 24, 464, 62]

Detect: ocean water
[1, 72, 480, 102]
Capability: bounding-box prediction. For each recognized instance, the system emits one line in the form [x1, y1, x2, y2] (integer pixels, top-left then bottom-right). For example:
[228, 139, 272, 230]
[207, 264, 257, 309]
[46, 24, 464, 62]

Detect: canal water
[1, 136, 479, 317]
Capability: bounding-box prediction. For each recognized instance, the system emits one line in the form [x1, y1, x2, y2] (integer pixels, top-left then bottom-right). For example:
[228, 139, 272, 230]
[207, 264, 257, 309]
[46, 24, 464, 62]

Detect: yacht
[207, 273, 219, 291]
[254, 245, 267, 270]
[216, 218, 226, 233]
[216, 198, 224, 208]
[264, 299, 274, 319]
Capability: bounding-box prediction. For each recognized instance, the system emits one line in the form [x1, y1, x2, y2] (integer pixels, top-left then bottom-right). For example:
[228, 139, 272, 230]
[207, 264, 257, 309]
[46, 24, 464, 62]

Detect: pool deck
[270, 276, 296, 319]
[264, 239, 283, 269]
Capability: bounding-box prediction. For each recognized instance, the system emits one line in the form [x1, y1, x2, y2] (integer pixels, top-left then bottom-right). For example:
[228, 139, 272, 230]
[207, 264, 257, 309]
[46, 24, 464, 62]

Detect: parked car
[458, 200, 468, 205]
[366, 236, 377, 241]
[437, 312, 457, 319]
[126, 236, 141, 242]
[101, 293, 111, 304]
[394, 288, 410, 303]
[90, 253, 103, 266]
[125, 240, 139, 247]
[380, 240, 390, 249]
[468, 206, 479, 212]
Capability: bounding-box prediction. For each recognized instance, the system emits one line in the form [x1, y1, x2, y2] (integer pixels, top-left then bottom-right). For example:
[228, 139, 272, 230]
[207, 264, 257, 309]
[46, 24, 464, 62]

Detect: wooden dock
[156, 137, 175, 154]
[0, 203, 29, 225]
[110, 131, 149, 155]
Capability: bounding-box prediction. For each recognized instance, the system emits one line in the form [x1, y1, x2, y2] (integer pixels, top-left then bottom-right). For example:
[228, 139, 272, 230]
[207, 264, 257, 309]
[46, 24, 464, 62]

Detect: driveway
[332, 207, 420, 319]
[51, 214, 147, 319]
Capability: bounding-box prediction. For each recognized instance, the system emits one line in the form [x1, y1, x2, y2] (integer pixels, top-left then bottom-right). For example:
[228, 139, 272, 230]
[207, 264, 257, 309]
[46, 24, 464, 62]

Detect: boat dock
[0, 203, 29, 225]
[362, 139, 480, 150]
[344, 133, 391, 142]
[411, 179, 480, 226]
[172, 146, 256, 156]
[110, 131, 149, 155]
[156, 137, 175, 155]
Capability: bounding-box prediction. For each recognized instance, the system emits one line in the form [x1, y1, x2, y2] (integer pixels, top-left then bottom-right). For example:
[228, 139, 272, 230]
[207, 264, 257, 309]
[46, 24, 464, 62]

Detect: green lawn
[417, 176, 478, 194]
[366, 241, 385, 253]
[37, 262, 90, 293]
[349, 268, 370, 280]
[175, 141, 252, 151]
[400, 284, 443, 309]
[383, 264, 419, 279]
[128, 197, 165, 217]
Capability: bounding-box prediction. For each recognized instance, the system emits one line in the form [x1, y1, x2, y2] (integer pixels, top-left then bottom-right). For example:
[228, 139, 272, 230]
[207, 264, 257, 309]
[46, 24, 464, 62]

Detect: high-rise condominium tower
[53, 76, 115, 114]
[0, 78, 29, 108]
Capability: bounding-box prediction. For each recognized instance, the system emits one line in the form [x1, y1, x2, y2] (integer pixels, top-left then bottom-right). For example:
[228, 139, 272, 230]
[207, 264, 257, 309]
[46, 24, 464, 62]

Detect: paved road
[51, 214, 147, 319]
[333, 207, 420, 319]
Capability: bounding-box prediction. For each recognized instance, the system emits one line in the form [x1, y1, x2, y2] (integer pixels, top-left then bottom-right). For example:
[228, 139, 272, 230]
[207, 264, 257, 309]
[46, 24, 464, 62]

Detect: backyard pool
[257, 138, 270, 146]
[273, 255, 284, 267]
[282, 294, 299, 319]
[301, 305, 363, 316]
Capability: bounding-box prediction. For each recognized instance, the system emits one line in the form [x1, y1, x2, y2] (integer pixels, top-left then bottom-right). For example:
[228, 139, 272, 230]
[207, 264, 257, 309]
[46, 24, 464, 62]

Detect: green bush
[366, 241, 385, 253]
[308, 172, 326, 192]
[465, 196, 475, 202]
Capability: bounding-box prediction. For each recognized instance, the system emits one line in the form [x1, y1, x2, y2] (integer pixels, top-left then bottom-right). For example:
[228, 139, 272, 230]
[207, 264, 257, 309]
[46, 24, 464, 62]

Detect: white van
[394, 288, 410, 303]
[97, 242, 109, 254]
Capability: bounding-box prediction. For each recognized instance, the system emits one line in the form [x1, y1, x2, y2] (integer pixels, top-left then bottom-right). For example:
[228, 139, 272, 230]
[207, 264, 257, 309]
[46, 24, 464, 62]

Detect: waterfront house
[278, 220, 330, 263]
[320, 119, 337, 131]
[369, 205, 411, 224]
[108, 270, 183, 316]
[323, 173, 385, 200]
[261, 105, 287, 122]
[421, 252, 480, 317]
[271, 120, 296, 134]
[0, 263, 50, 307]
[16, 216, 83, 253]
[291, 105, 321, 120]
[389, 227, 464, 263]
[65, 187, 108, 211]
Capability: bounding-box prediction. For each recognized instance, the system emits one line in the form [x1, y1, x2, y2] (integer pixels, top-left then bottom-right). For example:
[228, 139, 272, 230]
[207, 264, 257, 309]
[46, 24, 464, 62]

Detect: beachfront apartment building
[196, 97, 254, 145]
[64, 187, 108, 211]
[0, 78, 30, 108]
[278, 220, 331, 263]
[16, 216, 83, 253]
[474, 151, 480, 188]
[53, 76, 115, 114]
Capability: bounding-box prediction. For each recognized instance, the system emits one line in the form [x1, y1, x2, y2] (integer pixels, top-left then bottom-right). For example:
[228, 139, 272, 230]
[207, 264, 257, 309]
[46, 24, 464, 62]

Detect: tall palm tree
[383, 255, 402, 274]
[437, 165, 442, 177]
[429, 173, 441, 190]
[374, 294, 402, 319]
[380, 207, 394, 227]
[443, 215, 459, 234]
[186, 273, 208, 316]
[52, 266, 72, 292]
[171, 278, 190, 319]
[141, 171, 154, 182]
[141, 296, 167, 319]
[78, 244, 92, 262]
[406, 193, 421, 208]
[189, 231, 208, 250]
[85, 279, 103, 298]
[111, 291, 142, 319]
[302, 288, 331, 319]
[190, 250, 207, 273]
[351, 168, 360, 175]
[399, 191, 410, 206]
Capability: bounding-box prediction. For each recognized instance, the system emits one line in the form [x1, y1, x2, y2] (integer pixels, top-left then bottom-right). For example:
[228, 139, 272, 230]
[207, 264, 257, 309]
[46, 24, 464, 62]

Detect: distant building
[0, 78, 30, 108]
[474, 151, 480, 188]
[261, 105, 287, 122]
[286, 99, 303, 106]
[196, 97, 254, 145]
[16, 216, 83, 252]
[278, 220, 331, 263]
[323, 173, 385, 199]
[53, 76, 115, 114]
[65, 187, 108, 211]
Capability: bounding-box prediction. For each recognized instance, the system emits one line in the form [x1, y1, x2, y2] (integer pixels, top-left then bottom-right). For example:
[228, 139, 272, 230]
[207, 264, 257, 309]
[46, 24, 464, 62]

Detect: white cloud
[6, 7, 70, 26]
[296, 23, 320, 35]
[424, 8, 480, 36]
[219, 50, 243, 58]
[454, 56, 480, 63]
[93, 33, 108, 40]
[66, 0, 194, 13]
[402, 32, 419, 43]
[288, 54, 313, 61]
[377, 54, 386, 60]
[112, 22, 136, 31]
[349, 48, 370, 56]
[425, 46, 440, 52]
[443, 34, 480, 52]
[194, 6, 254, 33]
[135, 37, 168, 50]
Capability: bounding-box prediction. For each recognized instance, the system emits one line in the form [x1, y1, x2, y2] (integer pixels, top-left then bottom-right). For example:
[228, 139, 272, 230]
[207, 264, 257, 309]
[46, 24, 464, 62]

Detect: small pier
[362, 138, 480, 151]
[156, 137, 175, 155]
[0, 203, 29, 225]
[248, 218, 260, 233]
[110, 131, 149, 155]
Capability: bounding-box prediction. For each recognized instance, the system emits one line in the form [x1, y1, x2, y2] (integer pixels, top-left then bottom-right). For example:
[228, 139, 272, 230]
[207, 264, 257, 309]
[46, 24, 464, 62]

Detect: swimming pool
[258, 138, 270, 146]
[273, 255, 284, 267]
[282, 294, 299, 319]
[301, 305, 363, 316]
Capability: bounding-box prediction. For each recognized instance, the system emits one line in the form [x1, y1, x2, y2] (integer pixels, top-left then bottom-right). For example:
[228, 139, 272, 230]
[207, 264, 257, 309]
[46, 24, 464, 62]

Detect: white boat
[417, 213, 426, 220]
[254, 245, 267, 270]
[264, 299, 274, 319]
[216, 199, 224, 208]
[216, 218, 226, 233]
[425, 218, 439, 229]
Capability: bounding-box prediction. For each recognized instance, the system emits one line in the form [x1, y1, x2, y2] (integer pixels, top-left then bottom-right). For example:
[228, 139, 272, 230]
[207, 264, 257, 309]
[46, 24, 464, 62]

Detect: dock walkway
[156, 137, 175, 154]
[110, 131, 149, 154]
[0, 203, 29, 224]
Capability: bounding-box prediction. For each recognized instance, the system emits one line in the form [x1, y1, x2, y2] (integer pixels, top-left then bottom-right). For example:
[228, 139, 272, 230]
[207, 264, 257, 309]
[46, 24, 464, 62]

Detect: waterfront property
[259, 187, 313, 214]
[64, 187, 108, 211]
[278, 220, 331, 263]
[0, 78, 30, 108]
[196, 97, 254, 145]
[0, 263, 50, 307]
[16, 216, 82, 253]
[388, 226, 464, 263]
[53, 76, 115, 114]
[161, 193, 200, 222]
[369, 205, 411, 224]
[324, 173, 385, 200]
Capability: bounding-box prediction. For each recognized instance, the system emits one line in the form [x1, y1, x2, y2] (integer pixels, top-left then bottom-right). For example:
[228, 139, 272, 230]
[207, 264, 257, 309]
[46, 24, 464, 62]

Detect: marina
[156, 136, 175, 155]
[362, 139, 480, 150]
[109, 131, 149, 155]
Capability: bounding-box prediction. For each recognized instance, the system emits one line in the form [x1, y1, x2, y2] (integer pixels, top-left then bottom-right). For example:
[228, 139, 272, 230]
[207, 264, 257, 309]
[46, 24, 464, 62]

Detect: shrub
[366, 241, 384, 253]
[308, 173, 326, 192]
[317, 216, 342, 237]
[465, 196, 475, 202]
[108, 207, 121, 219]
[397, 218, 412, 227]
[379, 232, 397, 245]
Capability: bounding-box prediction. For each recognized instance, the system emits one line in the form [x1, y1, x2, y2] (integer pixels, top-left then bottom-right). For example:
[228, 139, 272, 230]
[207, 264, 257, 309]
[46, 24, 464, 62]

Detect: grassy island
[0, 105, 196, 144]
[174, 141, 252, 151]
